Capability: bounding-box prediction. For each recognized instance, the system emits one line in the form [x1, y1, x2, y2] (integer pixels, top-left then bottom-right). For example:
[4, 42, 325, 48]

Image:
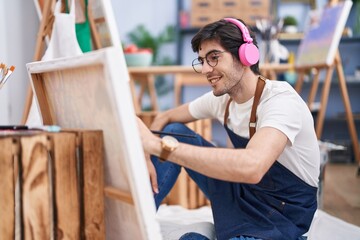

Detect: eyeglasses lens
[192, 59, 203, 73]
[192, 51, 224, 73]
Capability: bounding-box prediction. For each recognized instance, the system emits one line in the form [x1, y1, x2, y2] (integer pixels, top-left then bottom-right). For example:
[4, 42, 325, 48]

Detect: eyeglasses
[192, 50, 227, 73]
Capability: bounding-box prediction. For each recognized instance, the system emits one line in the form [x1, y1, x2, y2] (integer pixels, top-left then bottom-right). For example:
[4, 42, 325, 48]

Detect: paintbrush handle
[151, 130, 196, 138]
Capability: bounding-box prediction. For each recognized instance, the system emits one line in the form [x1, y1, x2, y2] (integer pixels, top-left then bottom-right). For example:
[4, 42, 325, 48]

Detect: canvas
[296, 0, 353, 68]
[26, 47, 162, 239]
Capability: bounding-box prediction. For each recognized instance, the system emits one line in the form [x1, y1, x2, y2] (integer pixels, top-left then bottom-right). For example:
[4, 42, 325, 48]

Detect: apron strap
[249, 75, 266, 138]
[223, 75, 267, 139]
[224, 98, 233, 127]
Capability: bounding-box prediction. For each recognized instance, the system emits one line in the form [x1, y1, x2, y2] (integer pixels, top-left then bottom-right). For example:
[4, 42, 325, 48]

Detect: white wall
[0, 0, 38, 125]
[0, 0, 9, 124]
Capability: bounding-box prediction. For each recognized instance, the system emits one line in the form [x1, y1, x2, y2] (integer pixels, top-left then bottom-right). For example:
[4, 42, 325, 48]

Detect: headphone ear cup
[238, 43, 259, 66]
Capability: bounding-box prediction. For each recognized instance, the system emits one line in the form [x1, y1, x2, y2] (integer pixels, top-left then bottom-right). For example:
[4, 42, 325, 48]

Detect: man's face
[197, 40, 244, 97]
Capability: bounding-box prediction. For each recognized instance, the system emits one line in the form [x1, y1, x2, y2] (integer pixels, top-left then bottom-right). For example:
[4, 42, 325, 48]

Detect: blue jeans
[179, 234, 307, 240]
[229, 237, 307, 240]
[179, 234, 260, 240]
[152, 123, 213, 209]
[152, 123, 308, 240]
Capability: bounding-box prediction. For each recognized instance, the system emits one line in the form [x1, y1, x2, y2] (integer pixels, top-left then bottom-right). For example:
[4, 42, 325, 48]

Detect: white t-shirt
[189, 80, 320, 187]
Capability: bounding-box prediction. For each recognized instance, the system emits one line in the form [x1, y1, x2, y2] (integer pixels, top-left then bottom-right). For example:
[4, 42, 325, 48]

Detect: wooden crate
[0, 130, 105, 239]
[0, 136, 18, 239]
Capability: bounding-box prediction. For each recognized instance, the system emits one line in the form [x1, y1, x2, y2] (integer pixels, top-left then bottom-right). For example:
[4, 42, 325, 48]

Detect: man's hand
[137, 117, 158, 153]
[145, 153, 159, 194]
[137, 117, 159, 193]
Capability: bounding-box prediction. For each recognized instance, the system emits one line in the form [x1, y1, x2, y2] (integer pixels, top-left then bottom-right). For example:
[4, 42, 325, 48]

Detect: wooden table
[128, 64, 293, 113]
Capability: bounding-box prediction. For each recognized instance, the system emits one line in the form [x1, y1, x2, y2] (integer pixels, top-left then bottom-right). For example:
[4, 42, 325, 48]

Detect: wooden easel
[22, 0, 55, 124]
[295, 51, 360, 172]
[22, 0, 102, 124]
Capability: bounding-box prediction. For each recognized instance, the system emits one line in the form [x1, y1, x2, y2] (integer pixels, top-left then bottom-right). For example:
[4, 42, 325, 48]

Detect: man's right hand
[145, 153, 159, 194]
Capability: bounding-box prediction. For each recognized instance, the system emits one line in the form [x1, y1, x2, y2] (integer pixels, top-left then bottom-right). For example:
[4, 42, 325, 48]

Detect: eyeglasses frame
[192, 50, 228, 73]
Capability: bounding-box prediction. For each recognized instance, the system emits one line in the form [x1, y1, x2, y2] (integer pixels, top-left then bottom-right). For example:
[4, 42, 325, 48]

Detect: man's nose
[201, 61, 214, 74]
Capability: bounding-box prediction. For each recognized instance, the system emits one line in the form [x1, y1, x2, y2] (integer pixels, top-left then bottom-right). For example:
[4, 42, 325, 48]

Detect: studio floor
[322, 162, 360, 227]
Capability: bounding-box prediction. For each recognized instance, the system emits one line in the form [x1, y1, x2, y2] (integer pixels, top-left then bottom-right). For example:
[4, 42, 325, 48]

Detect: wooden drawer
[219, 0, 242, 11]
[241, 0, 271, 10]
[192, 0, 220, 12]
[191, 10, 219, 27]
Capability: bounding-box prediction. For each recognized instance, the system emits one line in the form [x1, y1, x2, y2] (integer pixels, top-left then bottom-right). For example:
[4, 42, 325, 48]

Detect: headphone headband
[223, 18, 259, 66]
[224, 18, 253, 43]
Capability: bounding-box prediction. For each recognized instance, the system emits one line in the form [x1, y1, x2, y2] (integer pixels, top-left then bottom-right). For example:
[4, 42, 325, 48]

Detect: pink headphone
[224, 18, 259, 66]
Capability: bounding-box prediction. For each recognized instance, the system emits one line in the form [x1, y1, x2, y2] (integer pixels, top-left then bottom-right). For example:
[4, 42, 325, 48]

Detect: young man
[137, 18, 320, 240]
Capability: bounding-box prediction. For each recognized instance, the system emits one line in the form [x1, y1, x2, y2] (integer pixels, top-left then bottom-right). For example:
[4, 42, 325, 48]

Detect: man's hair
[191, 19, 261, 75]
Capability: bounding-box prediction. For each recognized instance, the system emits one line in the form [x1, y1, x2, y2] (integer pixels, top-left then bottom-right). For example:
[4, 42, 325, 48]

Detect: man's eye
[209, 54, 220, 61]
[198, 58, 204, 65]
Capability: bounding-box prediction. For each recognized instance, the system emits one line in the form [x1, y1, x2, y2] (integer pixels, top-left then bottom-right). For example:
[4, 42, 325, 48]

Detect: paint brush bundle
[0, 63, 15, 89]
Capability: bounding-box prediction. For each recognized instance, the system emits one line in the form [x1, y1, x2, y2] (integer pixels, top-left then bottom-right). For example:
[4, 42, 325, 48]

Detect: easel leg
[307, 69, 320, 110]
[295, 70, 305, 93]
[22, 0, 55, 124]
[316, 65, 334, 138]
[22, 88, 34, 124]
[334, 53, 360, 172]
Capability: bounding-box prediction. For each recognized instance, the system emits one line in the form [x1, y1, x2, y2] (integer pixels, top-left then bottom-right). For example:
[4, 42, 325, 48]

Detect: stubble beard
[212, 66, 244, 97]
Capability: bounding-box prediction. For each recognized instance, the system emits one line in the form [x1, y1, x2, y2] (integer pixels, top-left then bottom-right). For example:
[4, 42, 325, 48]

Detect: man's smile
[207, 75, 222, 85]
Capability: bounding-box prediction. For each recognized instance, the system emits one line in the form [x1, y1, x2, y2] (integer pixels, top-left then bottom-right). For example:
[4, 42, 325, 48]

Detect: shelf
[278, 32, 304, 40]
[179, 27, 200, 34]
[279, 35, 360, 44]
[175, 0, 360, 66]
[333, 113, 360, 121]
[179, 28, 360, 43]
[298, 76, 360, 85]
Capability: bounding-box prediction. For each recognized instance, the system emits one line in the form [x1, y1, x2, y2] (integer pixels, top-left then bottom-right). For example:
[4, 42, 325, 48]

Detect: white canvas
[26, 47, 162, 239]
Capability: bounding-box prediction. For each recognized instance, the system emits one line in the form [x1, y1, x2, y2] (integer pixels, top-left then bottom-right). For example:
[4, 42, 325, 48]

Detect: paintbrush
[151, 130, 196, 138]
[0, 65, 15, 89]
[0, 63, 4, 76]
